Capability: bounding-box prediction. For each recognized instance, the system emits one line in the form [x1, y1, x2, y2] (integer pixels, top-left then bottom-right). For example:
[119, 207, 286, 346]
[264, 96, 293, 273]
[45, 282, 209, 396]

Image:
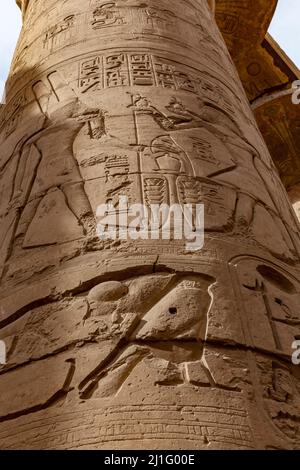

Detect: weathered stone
[0, 356, 75, 420]
[23, 189, 84, 247]
[0, 0, 299, 451]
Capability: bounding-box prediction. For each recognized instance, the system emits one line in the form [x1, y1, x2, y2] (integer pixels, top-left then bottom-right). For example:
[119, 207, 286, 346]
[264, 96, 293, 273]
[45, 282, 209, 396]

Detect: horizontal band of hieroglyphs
[79, 53, 236, 110]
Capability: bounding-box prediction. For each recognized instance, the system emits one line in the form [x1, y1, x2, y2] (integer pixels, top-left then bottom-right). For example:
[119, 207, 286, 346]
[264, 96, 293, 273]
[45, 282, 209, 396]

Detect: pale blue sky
[0, 0, 299, 97]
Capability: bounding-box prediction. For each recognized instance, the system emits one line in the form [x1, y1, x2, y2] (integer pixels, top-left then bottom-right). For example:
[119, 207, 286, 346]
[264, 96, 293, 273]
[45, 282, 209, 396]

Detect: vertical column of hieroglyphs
[0, 0, 300, 449]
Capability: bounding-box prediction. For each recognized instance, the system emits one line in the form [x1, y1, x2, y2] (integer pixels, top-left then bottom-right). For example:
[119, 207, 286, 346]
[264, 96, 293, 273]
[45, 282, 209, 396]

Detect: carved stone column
[1, 0, 300, 450]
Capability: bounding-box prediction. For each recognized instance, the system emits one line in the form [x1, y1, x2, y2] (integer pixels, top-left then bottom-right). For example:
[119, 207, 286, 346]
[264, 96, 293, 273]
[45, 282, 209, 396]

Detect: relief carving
[91, 1, 126, 29]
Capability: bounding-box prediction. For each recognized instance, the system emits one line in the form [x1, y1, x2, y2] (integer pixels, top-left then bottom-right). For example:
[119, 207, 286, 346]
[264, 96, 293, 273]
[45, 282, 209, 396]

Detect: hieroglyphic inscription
[78, 52, 236, 116]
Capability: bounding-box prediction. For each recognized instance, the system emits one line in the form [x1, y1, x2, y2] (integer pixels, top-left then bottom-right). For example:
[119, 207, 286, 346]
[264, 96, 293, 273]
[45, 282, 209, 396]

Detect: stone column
[0, 0, 300, 450]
